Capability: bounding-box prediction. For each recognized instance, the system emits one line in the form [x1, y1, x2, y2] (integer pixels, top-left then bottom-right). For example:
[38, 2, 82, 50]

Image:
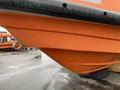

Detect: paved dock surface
[0, 49, 120, 90]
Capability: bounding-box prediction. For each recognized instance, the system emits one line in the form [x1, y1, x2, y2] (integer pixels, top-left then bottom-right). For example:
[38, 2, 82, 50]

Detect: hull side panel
[42, 48, 120, 74]
[0, 12, 120, 74]
[7, 28, 120, 53]
[6, 28, 120, 74]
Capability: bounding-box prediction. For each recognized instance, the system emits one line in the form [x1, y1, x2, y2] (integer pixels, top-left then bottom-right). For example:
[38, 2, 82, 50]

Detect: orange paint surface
[67, 0, 120, 12]
[0, 11, 120, 74]
[0, 33, 12, 37]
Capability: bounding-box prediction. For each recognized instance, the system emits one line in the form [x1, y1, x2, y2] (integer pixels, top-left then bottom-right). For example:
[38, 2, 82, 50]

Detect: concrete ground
[0, 49, 120, 90]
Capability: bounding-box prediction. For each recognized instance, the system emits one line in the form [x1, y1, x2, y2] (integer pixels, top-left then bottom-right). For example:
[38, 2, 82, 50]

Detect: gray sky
[0, 27, 9, 33]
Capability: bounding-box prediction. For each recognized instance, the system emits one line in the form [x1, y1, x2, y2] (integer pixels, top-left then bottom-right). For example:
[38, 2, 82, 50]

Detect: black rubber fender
[0, 0, 120, 26]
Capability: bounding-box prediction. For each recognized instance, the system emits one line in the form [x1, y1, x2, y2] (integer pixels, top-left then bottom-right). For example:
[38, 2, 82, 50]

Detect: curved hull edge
[0, 12, 120, 74]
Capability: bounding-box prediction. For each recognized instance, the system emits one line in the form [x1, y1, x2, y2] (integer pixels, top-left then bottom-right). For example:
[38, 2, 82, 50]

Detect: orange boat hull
[0, 12, 120, 74]
[42, 48, 120, 74]
[0, 42, 14, 49]
[0, 33, 13, 49]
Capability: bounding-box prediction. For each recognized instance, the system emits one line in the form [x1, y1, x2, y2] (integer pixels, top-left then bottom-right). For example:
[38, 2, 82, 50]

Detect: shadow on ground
[45, 68, 120, 90]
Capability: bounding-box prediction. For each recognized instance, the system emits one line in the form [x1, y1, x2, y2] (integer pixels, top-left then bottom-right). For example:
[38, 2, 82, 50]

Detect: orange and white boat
[0, 0, 120, 79]
[0, 32, 23, 50]
[0, 32, 14, 49]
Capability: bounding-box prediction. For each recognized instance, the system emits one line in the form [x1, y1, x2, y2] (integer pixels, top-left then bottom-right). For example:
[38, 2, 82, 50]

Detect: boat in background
[0, 32, 13, 49]
[0, 32, 24, 50]
[0, 0, 120, 79]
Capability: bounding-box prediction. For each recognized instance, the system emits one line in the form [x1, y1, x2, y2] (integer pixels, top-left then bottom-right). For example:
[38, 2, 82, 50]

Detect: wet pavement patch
[46, 68, 120, 90]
